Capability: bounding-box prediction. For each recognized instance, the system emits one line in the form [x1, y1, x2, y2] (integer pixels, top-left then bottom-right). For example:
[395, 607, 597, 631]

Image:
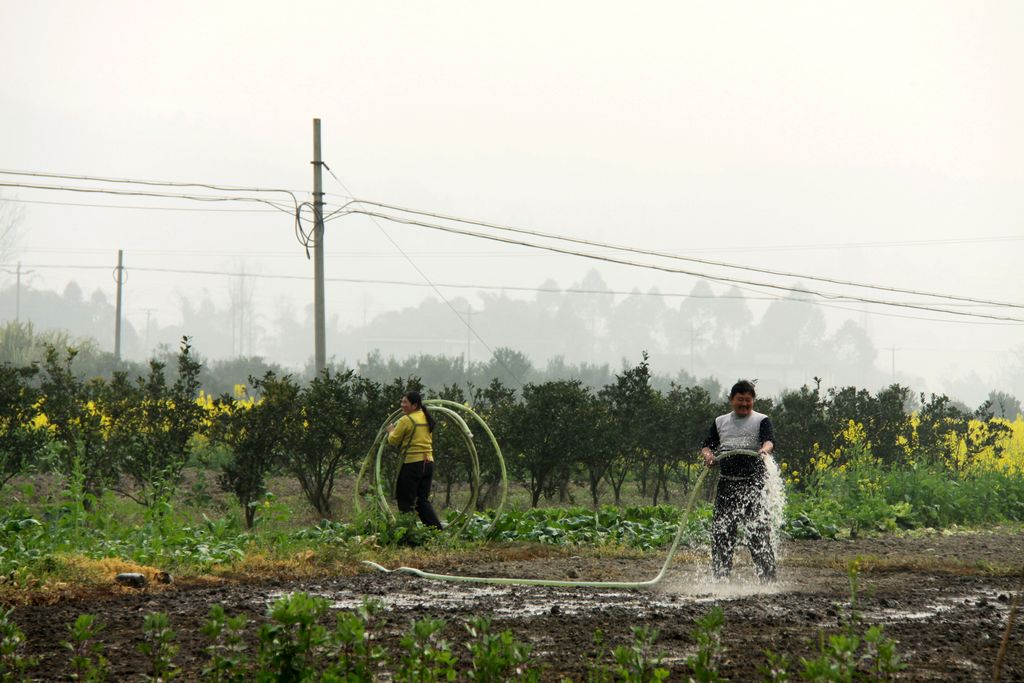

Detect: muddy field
[11, 529, 1024, 681]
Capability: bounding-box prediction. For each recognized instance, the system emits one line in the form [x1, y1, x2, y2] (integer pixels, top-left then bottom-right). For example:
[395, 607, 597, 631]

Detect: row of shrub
[2, 341, 1022, 530]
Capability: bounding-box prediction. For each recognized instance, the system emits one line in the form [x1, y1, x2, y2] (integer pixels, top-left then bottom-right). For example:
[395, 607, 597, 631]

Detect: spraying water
[760, 454, 788, 568]
[707, 452, 787, 586]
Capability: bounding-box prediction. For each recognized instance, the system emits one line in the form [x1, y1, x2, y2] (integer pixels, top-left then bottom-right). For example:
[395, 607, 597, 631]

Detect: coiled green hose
[363, 448, 762, 589]
[353, 399, 508, 534]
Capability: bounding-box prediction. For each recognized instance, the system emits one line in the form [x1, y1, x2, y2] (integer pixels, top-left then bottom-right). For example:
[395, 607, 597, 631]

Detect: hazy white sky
[1, 1, 1022, 397]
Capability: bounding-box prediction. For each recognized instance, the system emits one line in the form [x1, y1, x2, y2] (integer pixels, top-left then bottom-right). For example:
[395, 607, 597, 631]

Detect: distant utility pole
[141, 307, 156, 357]
[312, 118, 326, 374]
[114, 249, 124, 361]
[466, 306, 472, 368]
[889, 345, 898, 382]
[13, 262, 32, 322]
[1, 262, 34, 322]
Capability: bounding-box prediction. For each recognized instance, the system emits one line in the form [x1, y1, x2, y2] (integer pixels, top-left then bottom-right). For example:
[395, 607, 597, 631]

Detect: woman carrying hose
[700, 379, 777, 582]
[386, 390, 444, 529]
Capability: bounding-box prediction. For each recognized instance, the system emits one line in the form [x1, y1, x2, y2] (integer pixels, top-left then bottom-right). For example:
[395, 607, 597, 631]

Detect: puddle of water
[266, 569, 790, 619]
[860, 590, 1010, 624]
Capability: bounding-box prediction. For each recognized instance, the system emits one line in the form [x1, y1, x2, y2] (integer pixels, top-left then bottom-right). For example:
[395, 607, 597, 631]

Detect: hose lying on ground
[363, 448, 762, 589]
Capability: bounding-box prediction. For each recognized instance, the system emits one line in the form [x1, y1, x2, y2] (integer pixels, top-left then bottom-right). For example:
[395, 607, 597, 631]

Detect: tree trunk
[588, 471, 602, 508]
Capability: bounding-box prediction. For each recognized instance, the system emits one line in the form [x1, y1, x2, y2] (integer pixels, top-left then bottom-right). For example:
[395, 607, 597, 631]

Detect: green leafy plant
[685, 607, 726, 683]
[255, 592, 330, 682]
[138, 612, 179, 682]
[63, 614, 109, 682]
[0, 608, 37, 682]
[464, 616, 538, 682]
[394, 617, 457, 683]
[584, 629, 613, 683]
[798, 559, 904, 682]
[200, 605, 248, 683]
[0, 363, 46, 492]
[322, 598, 387, 681]
[209, 372, 299, 529]
[862, 625, 904, 680]
[759, 649, 792, 682]
[610, 626, 669, 683]
[38, 346, 118, 498]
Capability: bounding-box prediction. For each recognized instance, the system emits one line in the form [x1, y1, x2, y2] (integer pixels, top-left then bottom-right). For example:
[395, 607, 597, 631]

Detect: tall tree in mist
[752, 285, 828, 387]
[670, 280, 719, 378]
[716, 285, 754, 349]
[828, 319, 880, 387]
[571, 270, 613, 362]
[607, 287, 666, 362]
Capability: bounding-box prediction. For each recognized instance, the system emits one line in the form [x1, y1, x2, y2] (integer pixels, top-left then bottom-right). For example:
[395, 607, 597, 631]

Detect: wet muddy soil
[10, 530, 1024, 681]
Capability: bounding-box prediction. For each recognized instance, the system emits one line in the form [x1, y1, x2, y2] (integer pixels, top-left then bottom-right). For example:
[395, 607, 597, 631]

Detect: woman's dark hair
[404, 390, 435, 432]
[729, 379, 757, 399]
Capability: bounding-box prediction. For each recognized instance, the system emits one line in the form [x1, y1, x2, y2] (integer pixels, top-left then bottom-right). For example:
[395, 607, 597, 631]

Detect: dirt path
[11, 529, 1024, 681]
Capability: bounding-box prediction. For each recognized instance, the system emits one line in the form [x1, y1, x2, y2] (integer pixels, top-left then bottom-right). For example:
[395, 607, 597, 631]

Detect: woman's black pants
[711, 475, 776, 582]
[395, 460, 443, 529]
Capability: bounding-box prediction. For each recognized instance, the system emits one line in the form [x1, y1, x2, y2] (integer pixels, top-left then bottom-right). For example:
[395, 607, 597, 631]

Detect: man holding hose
[700, 379, 777, 583]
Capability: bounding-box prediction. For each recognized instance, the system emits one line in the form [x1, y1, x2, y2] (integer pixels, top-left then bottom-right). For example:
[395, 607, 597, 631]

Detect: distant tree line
[6, 271, 1024, 405]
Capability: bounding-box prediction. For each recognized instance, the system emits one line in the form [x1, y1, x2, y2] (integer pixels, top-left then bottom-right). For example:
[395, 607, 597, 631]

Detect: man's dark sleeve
[702, 422, 720, 450]
[759, 417, 776, 446]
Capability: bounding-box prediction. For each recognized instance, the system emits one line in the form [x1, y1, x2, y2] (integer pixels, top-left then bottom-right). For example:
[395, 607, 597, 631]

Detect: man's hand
[386, 422, 396, 434]
[701, 448, 717, 467]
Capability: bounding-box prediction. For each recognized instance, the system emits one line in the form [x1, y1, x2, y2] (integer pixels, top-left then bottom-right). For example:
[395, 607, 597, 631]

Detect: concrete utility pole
[1, 262, 33, 321]
[141, 307, 156, 357]
[312, 118, 326, 373]
[114, 249, 124, 361]
[16, 262, 22, 321]
[466, 306, 472, 368]
[15, 262, 32, 322]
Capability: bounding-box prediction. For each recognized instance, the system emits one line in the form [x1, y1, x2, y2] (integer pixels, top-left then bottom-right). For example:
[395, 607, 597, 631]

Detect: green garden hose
[353, 400, 509, 534]
[363, 449, 762, 589]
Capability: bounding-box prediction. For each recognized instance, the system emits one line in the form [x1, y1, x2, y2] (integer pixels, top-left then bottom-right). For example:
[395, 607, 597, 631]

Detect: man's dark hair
[729, 379, 757, 398]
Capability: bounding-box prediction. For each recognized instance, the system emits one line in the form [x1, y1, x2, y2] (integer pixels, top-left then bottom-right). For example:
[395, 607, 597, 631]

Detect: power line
[8, 193, 1014, 255]
[338, 200, 1023, 310]
[13, 244, 1023, 286]
[321, 164, 525, 387]
[0, 168, 353, 201]
[324, 206, 1023, 252]
[0, 181, 298, 214]
[329, 208, 1023, 251]
[0, 176, 323, 252]
[7, 171, 1015, 311]
[5, 169, 1020, 325]
[341, 209, 1024, 324]
[2, 197, 287, 213]
[0, 169, 302, 205]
